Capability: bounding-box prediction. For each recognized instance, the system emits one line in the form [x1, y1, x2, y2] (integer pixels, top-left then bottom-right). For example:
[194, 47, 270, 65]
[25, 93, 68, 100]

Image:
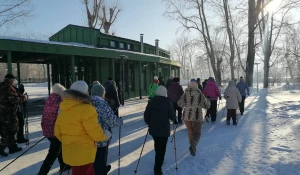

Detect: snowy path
[0, 88, 300, 175]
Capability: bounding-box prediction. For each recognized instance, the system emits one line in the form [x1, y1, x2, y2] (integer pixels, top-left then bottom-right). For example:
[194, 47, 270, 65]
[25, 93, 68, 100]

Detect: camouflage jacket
[0, 80, 23, 115]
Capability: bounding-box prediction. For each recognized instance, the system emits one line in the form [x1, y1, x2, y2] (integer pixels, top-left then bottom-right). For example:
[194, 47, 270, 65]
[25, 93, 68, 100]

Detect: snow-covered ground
[1, 84, 300, 175]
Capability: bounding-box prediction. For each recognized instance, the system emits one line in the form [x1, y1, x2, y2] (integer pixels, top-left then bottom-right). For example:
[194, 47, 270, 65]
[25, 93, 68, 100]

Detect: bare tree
[82, 0, 103, 28]
[100, 3, 121, 34]
[0, 0, 34, 28]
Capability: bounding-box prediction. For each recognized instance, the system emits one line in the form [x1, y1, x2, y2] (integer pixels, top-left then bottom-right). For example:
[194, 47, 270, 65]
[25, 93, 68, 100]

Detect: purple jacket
[203, 80, 221, 100]
[41, 93, 62, 138]
[167, 82, 184, 103]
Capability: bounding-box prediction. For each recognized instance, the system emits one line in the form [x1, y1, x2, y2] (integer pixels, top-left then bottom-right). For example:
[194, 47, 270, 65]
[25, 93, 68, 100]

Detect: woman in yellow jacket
[55, 81, 111, 175]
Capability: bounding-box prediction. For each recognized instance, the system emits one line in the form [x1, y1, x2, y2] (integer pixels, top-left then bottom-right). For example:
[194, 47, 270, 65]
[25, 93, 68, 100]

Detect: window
[120, 42, 125, 49]
[110, 41, 116, 48]
[127, 44, 132, 50]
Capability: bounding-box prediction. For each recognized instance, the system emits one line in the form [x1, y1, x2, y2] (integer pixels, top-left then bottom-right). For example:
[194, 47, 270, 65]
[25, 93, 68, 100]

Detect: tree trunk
[246, 0, 256, 87]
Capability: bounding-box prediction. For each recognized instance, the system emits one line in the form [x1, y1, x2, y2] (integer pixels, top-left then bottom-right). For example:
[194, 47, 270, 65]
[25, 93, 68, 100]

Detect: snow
[1, 85, 300, 175]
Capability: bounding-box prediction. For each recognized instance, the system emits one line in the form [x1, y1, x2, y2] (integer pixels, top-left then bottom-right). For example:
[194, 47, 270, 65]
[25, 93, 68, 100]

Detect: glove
[173, 120, 178, 124]
[103, 130, 112, 141]
[219, 97, 222, 100]
[206, 96, 210, 99]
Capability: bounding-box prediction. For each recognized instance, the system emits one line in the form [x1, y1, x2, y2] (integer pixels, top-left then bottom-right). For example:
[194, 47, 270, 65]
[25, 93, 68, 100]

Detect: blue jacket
[236, 81, 250, 96]
[91, 95, 123, 147]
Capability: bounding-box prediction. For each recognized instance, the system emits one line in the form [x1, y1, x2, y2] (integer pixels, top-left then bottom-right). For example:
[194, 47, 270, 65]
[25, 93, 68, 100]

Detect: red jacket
[203, 80, 221, 100]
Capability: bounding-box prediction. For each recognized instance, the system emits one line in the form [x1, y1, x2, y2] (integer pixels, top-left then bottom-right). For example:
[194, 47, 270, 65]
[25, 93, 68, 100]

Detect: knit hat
[91, 84, 105, 96]
[5, 74, 15, 80]
[92, 81, 101, 86]
[173, 77, 180, 82]
[154, 79, 159, 84]
[156, 85, 167, 97]
[208, 77, 215, 81]
[154, 76, 158, 80]
[190, 78, 197, 82]
[70, 81, 89, 95]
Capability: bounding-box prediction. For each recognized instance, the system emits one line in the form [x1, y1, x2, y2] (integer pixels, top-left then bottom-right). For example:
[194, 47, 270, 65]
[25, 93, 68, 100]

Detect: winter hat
[208, 77, 215, 81]
[154, 79, 159, 84]
[190, 78, 197, 82]
[154, 76, 158, 80]
[91, 84, 105, 96]
[5, 74, 15, 80]
[52, 83, 66, 96]
[156, 85, 167, 97]
[173, 77, 180, 83]
[70, 80, 89, 95]
[92, 81, 101, 86]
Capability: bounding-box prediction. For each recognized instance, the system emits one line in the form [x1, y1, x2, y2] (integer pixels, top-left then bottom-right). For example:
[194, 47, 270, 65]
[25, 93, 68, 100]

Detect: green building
[0, 25, 181, 99]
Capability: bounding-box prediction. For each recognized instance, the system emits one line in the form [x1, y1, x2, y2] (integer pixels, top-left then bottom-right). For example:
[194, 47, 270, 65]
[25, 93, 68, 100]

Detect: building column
[47, 63, 51, 95]
[110, 59, 115, 80]
[169, 65, 172, 76]
[139, 61, 142, 99]
[71, 55, 75, 83]
[95, 58, 100, 81]
[17, 63, 21, 87]
[7, 52, 12, 74]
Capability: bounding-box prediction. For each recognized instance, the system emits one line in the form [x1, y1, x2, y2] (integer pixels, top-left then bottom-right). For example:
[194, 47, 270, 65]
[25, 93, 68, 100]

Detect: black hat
[173, 77, 180, 82]
[240, 76, 244, 79]
[5, 74, 15, 80]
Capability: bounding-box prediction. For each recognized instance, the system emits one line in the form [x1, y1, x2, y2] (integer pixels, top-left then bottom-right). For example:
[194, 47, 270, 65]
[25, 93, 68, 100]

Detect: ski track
[0, 87, 300, 175]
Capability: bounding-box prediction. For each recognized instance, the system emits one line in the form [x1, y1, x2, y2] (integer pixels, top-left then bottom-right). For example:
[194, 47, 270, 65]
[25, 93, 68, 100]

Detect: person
[148, 76, 159, 101]
[196, 78, 203, 91]
[90, 84, 123, 175]
[167, 77, 184, 124]
[178, 79, 210, 156]
[105, 79, 120, 116]
[203, 77, 221, 123]
[54, 80, 111, 175]
[104, 77, 113, 88]
[202, 79, 208, 90]
[12, 81, 28, 143]
[0, 74, 25, 157]
[166, 76, 173, 90]
[158, 76, 165, 86]
[38, 83, 71, 175]
[236, 77, 250, 115]
[144, 85, 177, 175]
[224, 81, 242, 125]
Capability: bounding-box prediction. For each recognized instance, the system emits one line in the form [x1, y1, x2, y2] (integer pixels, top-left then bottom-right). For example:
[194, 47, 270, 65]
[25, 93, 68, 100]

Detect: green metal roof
[0, 36, 181, 67]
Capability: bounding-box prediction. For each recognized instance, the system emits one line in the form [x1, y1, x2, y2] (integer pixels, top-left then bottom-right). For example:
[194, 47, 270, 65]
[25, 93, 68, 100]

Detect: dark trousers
[227, 109, 237, 124]
[239, 96, 246, 114]
[207, 100, 217, 121]
[72, 163, 95, 175]
[0, 115, 17, 149]
[153, 136, 168, 173]
[17, 114, 25, 140]
[94, 146, 109, 175]
[173, 102, 182, 123]
[38, 137, 66, 175]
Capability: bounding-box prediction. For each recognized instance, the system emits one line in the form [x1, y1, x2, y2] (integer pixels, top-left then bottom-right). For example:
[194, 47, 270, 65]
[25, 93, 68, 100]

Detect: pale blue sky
[8, 0, 182, 49]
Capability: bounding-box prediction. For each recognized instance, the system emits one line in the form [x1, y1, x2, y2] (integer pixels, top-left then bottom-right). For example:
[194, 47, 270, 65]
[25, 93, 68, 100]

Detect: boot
[189, 141, 197, 156]
[0, 146, 8, 157]
[8, 144, 22, 154]
[17, 138, 29, 144]
[226, 121, 230, 125]
[106, 165, 111, 174]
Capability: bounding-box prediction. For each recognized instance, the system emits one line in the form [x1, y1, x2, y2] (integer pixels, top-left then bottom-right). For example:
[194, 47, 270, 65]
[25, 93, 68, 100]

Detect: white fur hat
[154, 76, 158, 80]
[70, 81, 89, 95]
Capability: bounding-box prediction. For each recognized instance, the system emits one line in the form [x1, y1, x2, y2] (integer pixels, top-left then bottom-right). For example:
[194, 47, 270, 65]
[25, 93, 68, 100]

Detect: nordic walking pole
[118, 126, 121, 175]
[170, 123, 178, 143]
[173, 124, 178, 171]
[134, 130, 149, 174]
[0, 137, 46, 171]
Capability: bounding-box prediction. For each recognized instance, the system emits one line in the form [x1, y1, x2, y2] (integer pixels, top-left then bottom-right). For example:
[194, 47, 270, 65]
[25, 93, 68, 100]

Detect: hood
[60, 89, 92, 111]
[228, 81, 235, 87]
[184, 87, 201, 97]
[207, 80, 216, 86]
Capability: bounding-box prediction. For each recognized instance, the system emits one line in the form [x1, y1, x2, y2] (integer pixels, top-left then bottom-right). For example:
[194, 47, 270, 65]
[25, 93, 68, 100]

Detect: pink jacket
[41, 93, 62, 138]
[203, 80, 221, 100]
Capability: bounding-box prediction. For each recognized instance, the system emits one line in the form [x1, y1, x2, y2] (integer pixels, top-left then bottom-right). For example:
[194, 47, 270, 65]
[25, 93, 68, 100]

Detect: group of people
[38, 77, 123, 175]
[144, 75, 249, 175]
[0, 74, 29, 157]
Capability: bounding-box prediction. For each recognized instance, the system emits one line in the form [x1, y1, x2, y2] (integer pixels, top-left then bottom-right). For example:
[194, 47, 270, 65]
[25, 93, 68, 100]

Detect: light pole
[255, 63, 260, 92]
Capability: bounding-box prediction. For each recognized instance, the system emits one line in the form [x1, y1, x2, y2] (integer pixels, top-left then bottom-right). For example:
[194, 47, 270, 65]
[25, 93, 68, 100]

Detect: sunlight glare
[265, 0, 282, 13]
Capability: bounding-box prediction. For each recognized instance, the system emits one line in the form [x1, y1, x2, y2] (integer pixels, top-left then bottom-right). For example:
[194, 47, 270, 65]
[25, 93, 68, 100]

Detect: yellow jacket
[54, 90, 108, 166]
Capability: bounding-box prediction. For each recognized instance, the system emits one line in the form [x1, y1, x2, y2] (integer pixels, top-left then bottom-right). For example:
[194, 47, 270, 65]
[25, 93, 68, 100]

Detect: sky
[2, 0, 183, 50]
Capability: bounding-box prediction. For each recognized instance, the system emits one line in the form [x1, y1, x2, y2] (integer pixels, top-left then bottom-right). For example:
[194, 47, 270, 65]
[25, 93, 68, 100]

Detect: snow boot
[189, 141, 197, 156]
[8, 144, 22, 154]
[0, 146, 8, 157]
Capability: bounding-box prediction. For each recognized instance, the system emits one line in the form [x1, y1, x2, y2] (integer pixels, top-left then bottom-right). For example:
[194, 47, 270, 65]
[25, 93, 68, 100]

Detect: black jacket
[144, 96, 176, 137]
[105, 82, 120, 111]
